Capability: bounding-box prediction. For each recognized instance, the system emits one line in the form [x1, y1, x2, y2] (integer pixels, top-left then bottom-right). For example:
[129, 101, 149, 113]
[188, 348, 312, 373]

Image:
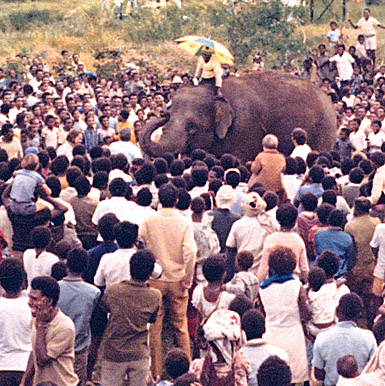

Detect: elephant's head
[140, 85, 235, 158]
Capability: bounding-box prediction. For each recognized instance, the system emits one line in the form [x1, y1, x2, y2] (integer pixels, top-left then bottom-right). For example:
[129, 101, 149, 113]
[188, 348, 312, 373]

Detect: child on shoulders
[9, 153, 51, 215]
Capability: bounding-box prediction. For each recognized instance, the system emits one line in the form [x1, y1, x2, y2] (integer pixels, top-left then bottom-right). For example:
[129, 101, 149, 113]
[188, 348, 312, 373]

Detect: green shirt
[101, 280, 161, 362]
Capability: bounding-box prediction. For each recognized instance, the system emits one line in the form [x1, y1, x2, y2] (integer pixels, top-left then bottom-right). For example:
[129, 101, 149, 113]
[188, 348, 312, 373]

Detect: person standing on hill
[348, 8, 385, 67]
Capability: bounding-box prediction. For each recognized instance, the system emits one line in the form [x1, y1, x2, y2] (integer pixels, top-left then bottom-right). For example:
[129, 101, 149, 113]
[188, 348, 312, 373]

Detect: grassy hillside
[1, 0, 385, 76]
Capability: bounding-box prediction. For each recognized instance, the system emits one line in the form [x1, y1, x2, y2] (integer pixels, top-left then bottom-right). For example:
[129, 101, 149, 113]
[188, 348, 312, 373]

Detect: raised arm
[348, 19, 358, 29]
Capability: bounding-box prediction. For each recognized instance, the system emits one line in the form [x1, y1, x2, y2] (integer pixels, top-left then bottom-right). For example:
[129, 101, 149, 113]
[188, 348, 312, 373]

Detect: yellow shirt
[195, 56, 223, 87]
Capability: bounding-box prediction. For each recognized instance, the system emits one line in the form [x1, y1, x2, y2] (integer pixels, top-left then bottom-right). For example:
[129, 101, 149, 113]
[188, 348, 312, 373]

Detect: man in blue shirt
[295, 165, 325, 212]
[57, 248, 101, 386]
[315, 209, 354, 277]
[312, 293, 377, 386]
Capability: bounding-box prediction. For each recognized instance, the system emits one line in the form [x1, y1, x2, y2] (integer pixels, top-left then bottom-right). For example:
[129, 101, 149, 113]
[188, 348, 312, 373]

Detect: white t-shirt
[371, 224, 385, 279]
[23, 249, 59, 285]
[0, 296, 32, 371]
[368, 131, 385, 153]
[330, 53, 355, 81]
[357, 17, 380, 36]
[350, 130, 367, 151]
[94, 248, 136, 287]
[290, 144, 312, 161]
[92, 196, 140, 225]
[41, 127, 59, 149]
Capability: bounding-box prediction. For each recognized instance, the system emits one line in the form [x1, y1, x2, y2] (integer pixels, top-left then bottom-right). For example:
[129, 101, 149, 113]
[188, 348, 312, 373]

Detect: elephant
[140, 70, 337, 163]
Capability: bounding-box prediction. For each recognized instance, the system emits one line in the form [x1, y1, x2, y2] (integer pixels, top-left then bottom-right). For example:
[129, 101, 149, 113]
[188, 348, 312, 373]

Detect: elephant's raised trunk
[140, 114, 187, 158]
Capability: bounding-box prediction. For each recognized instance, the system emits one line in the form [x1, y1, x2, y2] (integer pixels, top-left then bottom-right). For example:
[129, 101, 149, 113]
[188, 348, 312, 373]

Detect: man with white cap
[226, 192, 279, 276]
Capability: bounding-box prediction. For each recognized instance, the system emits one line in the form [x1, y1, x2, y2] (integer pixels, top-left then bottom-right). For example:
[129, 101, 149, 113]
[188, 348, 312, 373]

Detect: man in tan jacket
[248, 134, 287, 203]
[139, 183, 197, 378]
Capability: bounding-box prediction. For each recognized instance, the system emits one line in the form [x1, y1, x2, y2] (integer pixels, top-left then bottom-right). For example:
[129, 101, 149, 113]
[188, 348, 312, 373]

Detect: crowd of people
[3, 8, 385, 386]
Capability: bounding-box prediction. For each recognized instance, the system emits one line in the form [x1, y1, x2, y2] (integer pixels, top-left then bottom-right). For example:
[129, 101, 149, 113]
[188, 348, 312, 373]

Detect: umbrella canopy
[175, 35, 234, 65]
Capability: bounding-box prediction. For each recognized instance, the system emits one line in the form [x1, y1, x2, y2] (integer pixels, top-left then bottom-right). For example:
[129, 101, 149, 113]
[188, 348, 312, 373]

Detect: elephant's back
[222, 70, 337, 156]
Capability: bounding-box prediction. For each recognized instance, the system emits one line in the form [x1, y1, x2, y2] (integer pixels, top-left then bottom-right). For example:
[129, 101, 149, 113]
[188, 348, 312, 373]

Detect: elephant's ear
[215, 99, 234, 139]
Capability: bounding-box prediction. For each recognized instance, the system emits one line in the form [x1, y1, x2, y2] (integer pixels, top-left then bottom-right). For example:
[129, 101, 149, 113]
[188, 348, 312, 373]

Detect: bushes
[227, 1, 306, 65]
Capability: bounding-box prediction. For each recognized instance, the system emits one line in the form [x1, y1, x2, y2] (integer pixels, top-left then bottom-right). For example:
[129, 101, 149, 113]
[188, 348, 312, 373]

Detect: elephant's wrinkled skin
[140, 70, 337, 163]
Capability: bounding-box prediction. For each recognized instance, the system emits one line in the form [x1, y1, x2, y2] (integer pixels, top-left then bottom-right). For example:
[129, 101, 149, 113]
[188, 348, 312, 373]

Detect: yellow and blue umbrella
[175, 35, 234, 65]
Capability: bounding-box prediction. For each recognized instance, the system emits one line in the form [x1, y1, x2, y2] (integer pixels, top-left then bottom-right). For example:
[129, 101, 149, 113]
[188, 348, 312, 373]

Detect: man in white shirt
[109, 128, 142, 165]
[8, 96, 26, 124]
[92, 178, 140, 226]
[329, 45, 355, 89]
[0, 259, 32, 386]
[349, 8, 385, 66]
[290, 128, 312, 161]
[368, 120, 385, 153]
[94, 221, 138, 288]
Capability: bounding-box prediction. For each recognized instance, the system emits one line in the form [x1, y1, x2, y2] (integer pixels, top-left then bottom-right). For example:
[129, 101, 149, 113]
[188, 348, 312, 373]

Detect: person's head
[176, 189, 191, 211]
[109, 178, 127, 197]
[316, 203, 334, 226]
[337, 355, 359, 379]
[291, 128, 307, 145]
[224, 169, 241, 188]
[191, 166, 208, 187]
[353, 197, 371, 217]
[91, 172, 107, 191]
[136, 187, 152, 207]
[241, 309, 265, 340]
[268, 247, 296, 275]
[263, 191, 278, 211]
[363, 8, 370, 19]
[328, 209, 346, 228]
[164, 348, 190, 380]
[130, 249, 155, 281]
[46, 175, 61, 198]
[29, 276, 60, 317]
[66, 166, 83, 188]
[174, 373, 200, 386]
[228, 294, 254, 317]
[300, 192, 318, 212]
[308, 267, 326, 292]
[51, 155, 70, 176]
[113, 221, 138, 248]
[341, 158, 355, 175]
[337, 44, 345, 56]
[98, 213, 120, 242]
[158, 183, 178, 208]
[317, 250, 340, 278]
[309, 165, 325, 183]
[66, 247, 89, 275]
[202, 255, 226, 283]
[276, 204, 298, 229]
[0, 258, 26, 295]
[236, 250, 254, 272]
[284, 157, 298, 175]
[322, 189, 337, 206]
[66, 128, 83, 145]
[348, 167, 364, 184]
[31, 226, 51, 250]
[338, 127, 350, 141]
[21, 153, 40, 171]
[74, 175, 91, 197]
[336, 293, 363, 321]
[54, 240, 71, 261]
[169, 159, 185, 177]
[257, 356, 291, 386]
[51, 262, 67, 281]
[190, 196, 205, 215]
[330, 20, 338, 30]
[262, 134, 278, 150]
